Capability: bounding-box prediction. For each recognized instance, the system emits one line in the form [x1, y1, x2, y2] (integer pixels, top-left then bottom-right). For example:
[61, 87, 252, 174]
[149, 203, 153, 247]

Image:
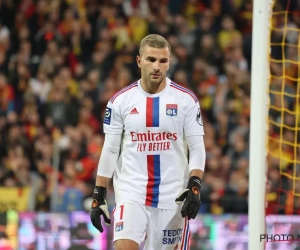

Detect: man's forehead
[142, 45, 170, 57]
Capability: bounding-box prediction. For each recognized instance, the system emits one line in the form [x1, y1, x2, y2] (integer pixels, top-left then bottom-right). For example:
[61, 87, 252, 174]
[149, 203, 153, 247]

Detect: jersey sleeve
[183, 100, 204, 136]
[103, 101, 123, 134]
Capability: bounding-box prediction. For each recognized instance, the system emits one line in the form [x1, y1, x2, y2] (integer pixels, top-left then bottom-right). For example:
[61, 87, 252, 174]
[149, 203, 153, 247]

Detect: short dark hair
[139, 34, 171, 55]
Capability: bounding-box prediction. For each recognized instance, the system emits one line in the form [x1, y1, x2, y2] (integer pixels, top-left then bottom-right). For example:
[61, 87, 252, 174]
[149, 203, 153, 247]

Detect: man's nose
[153, 61, 160, 71]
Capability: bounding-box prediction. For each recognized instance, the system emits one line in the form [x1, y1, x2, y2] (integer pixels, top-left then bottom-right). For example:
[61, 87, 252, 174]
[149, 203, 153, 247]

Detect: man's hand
[90, 186, 111, 232]
[175, 176, 201, 220]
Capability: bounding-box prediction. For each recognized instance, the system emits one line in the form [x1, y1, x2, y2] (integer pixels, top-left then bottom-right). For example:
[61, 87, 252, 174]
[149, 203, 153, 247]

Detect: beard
[148, 73, 164, 85]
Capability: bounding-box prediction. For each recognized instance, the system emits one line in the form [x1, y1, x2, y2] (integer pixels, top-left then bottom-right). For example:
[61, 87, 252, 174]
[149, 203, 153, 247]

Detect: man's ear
[136, 55, 141, 68]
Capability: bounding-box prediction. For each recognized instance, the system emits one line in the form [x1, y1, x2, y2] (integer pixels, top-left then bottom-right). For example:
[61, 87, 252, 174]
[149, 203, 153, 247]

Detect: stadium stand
[0, 0, 256, 215]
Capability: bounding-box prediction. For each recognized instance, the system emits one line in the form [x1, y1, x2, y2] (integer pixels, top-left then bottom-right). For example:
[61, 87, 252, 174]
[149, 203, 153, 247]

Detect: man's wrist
[91, 186, 107, 208]
[187, 176, 201, 194]
[93, 186, 107, 201]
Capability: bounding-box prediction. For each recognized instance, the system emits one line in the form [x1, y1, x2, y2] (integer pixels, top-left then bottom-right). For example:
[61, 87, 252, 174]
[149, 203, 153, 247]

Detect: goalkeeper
[90, 34, 206, 250]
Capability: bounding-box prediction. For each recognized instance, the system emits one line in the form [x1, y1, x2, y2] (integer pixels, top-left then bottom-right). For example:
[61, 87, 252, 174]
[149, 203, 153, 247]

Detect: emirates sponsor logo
[130, 131, 177, 152]
[130, 131, 177, 142]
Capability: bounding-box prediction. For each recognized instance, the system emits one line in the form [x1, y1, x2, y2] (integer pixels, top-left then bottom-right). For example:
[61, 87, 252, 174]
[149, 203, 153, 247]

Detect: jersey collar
[137, 77, 171, 97]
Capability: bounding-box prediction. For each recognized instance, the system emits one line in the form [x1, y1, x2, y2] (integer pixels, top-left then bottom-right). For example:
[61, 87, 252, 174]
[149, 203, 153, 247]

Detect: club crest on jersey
[115, 222, 123, 232]
[166, 104, 177, 116]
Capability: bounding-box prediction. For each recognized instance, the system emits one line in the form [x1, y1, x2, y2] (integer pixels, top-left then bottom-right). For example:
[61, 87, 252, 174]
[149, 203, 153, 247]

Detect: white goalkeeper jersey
[103, 77, 204, 209]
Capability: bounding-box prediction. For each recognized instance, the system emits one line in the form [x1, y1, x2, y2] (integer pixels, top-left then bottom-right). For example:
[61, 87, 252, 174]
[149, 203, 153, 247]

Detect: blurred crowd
[267, 1, 300, 215]
[0, 0, 298, 215]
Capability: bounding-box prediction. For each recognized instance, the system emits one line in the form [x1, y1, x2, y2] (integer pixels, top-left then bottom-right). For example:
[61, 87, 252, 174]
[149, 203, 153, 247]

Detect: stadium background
[0, 0, 299, 249]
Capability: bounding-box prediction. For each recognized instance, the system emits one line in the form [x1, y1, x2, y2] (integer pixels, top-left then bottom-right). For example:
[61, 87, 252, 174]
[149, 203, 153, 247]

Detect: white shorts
[112, 200, 191, 250]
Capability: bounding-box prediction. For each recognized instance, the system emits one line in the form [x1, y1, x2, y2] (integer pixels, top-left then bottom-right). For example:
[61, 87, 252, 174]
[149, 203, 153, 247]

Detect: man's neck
[140, 78, 167, 94]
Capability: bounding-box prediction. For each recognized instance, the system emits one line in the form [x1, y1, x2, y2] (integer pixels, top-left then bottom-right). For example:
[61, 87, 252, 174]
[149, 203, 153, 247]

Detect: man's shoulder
[169, 81, 198, 104]
[109, 81, 139, 104]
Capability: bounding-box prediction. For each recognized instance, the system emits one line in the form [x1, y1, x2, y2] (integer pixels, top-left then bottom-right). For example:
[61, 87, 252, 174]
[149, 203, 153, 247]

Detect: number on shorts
[120, 205, 124, 220]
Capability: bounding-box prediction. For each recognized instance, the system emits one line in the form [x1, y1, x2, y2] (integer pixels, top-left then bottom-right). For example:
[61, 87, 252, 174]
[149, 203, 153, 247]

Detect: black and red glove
[175, 176, 201, 220]
[90, 186, 111, 232]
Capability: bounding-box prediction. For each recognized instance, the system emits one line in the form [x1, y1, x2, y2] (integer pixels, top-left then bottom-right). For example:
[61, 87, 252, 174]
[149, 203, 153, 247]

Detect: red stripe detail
[112, 202, 116, 218]
[110, 84, 138, 103]
[188, 230, 191, 249]
[145, 155, 154, 206]
[120, 205, 124, 220]
[170, 81, 198, 99]
[170, 85, 198, 103]
[181, 217, 187, 250]
[146, 97, 153, 127]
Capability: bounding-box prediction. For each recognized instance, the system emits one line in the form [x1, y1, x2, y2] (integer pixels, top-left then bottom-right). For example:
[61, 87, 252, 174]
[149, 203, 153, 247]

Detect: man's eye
[148, 58, 156, 62]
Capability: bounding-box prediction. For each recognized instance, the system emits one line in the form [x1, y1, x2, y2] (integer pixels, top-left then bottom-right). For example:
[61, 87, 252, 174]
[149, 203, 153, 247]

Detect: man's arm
[176, 130, 206, 219]
[91, 99, 124, 232]
[95, 133, 122, 185]
[96, 175, 110, 188]
[181, 98, 205, 175]
[90, 133, 122, 232]
[176, 97, 206, 219]
[186, 134, 206, 177]
[190, 169, 204, 179]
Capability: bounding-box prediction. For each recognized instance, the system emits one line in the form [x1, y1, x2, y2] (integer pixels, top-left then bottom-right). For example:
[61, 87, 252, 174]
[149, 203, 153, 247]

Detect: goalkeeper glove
[175, 176, 201, 220]
[90, 186, 111, 232]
